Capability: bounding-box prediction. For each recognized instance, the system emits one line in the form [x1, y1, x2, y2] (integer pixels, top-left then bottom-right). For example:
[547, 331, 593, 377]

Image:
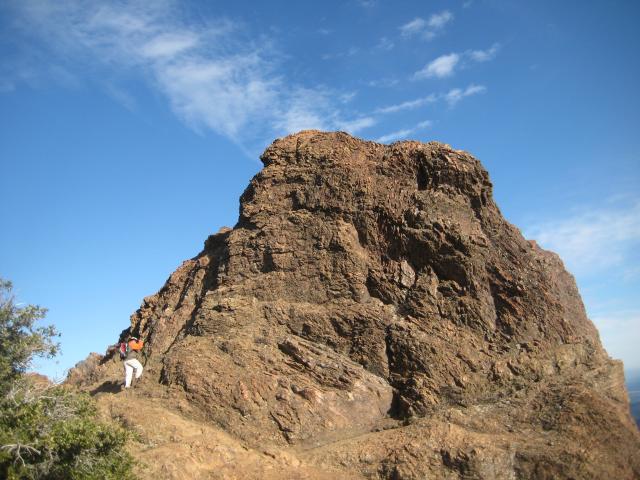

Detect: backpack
[119, 339, 144, 359]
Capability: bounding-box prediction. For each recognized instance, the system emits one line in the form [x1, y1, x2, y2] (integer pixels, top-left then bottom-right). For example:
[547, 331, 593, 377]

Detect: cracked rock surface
[73, 131, 639, 479]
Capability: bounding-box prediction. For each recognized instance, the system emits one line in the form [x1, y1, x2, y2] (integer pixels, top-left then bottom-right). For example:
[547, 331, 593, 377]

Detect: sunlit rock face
[79, 131, 640, 479]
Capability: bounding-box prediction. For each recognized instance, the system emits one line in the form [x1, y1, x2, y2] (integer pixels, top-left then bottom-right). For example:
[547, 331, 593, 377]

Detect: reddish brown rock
[78, 131, 639, 479]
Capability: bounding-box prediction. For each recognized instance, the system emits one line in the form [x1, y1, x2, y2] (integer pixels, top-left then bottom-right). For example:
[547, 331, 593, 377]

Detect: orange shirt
[128, 339, 144, 351]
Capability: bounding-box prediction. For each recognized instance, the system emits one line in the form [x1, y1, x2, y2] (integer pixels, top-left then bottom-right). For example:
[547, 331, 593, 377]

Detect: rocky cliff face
[76, 131, 640, 479]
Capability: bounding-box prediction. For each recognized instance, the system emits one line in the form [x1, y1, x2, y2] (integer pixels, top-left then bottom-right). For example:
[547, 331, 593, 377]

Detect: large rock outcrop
[76, 131, 640, 479]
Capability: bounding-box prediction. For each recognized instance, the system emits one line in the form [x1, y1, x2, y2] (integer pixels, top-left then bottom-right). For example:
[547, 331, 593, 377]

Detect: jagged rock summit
[76, 131, 639, 479]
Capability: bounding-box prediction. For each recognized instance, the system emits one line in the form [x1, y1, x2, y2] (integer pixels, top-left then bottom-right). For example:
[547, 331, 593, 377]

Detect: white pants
[124, 359, 143, 388]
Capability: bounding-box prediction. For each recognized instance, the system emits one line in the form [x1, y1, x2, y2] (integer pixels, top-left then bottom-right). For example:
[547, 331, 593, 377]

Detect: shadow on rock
[90, 380, 122, 395]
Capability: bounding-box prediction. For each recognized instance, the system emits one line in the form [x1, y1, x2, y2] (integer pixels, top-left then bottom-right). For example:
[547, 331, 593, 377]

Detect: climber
[120, 336, 144, 389]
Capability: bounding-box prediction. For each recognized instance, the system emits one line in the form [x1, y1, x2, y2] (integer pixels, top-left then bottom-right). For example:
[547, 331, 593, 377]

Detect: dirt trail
[95, 387, 364, 480]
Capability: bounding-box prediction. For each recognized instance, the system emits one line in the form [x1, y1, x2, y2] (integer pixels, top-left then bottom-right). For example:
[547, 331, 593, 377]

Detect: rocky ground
[70, 131, 640, 479]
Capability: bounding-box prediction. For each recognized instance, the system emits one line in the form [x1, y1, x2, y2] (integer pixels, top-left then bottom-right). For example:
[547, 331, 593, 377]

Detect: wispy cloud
[444, 84, 486, 106]
[272, 87, 374, 136]
[400, 11, 453, 40]
[524, 196, 640, 371]
[414, 44, 501, 80]
[6, 1, 372, 153]
[367, 77, 399, 88]
[272, 87, 331, 133]
[335, 116, 376, 133]
[0, 52, 80, 92]
[375, 94, 438, 114]
[524, 198, 640, 277]
[376, 120, 432, 143]
[339, 91, 357, 103]
[468, 43, 500, 62]
[321, 46, 360, 61]
[375, 37, 395, 51]
[591, 310, 640, 368]
[355, 0, 377, 7]
[400, 18, 427, 37]
[414, 53, 460, 79]
[377, 128, 414, 143]
[138, 32, 199, 59]
[103, 82, 137, 111]
[428, 11, 454, 30]
[376, 85, 485, 113]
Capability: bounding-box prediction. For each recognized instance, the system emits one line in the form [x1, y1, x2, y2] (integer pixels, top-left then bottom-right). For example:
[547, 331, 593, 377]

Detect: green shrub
[0, 279, 135, 479]
[0, 279, 57, 394]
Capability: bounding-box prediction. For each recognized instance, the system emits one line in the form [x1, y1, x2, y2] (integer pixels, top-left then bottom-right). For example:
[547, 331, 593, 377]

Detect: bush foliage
[0, 279, 57, 393]
[0, 279, 135, 479]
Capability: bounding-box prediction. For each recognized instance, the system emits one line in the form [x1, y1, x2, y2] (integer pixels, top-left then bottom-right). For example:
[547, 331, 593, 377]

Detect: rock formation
[73, 131, 640, 479]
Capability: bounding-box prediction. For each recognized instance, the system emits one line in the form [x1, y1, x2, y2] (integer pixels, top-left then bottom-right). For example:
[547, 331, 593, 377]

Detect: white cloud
[7, 0, 368, 152]
[591, 310, 640, 369]
[376, 85, 484, 113]
[427, 11, 454, 30]
[376, 120, 432, 143]
[375, 37, 395, 51]
[272, 87, 334, 134]
[414, 44, 501, 80]
[335, 116, 376, 134]
[274, 105, 326, 133]
[103, 82, 137, 111]
[400, 11, 453, 40]
[377, 128, 413, 143]
[468, 43, 500, 62]
[156, 56, 281, 139]
[339, 91, 357, 103]
[271, 87, 374, 136]
[524, 197, 640, 373]
[524, 199, 640, 277]
[138, 32, 199, 59]
[367, 77, 399, 88]
[444, 84, 486, 106]
[414, 53, 460, 79]
[375, 94, 437, 114]
[400, 18, 427, 37]
[322, 46, 360, 61]
[465, 84, 487, 95]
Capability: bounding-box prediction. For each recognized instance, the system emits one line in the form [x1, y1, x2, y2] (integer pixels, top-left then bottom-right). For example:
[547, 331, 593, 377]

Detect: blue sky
[0, 0, 638, 379]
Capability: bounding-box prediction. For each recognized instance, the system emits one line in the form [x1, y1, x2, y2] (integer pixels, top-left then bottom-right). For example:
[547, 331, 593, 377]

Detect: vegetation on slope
[0, 278, 134, 479]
